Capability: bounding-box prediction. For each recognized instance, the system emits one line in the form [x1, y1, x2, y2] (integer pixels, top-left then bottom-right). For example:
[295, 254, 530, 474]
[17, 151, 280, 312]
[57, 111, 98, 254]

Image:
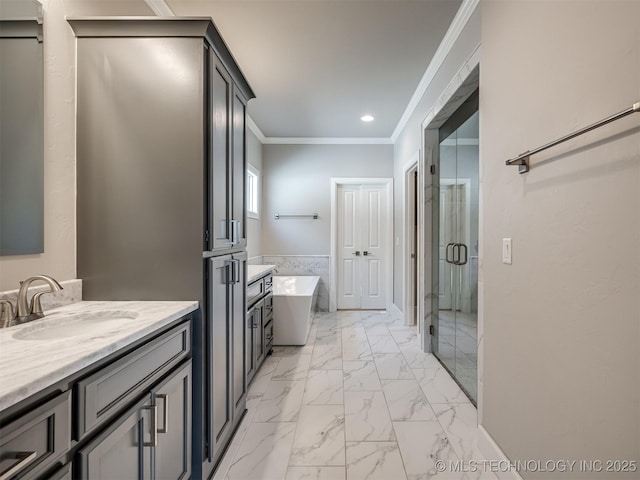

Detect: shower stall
[430, 90, 479, 403]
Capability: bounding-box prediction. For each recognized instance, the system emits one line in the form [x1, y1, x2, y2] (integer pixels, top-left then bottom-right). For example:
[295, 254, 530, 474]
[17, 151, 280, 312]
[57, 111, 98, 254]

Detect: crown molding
[227, 0, 479, 146]
[262, 137, 393, 145]
[248, 115, 391, 144]
[390, 0, 480, 143]
[247, 115, 267, 143]
[144, 0, 174, 16]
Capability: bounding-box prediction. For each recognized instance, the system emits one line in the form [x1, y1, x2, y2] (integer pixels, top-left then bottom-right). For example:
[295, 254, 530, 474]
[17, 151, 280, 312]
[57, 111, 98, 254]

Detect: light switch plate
[502, 238, 512, 264]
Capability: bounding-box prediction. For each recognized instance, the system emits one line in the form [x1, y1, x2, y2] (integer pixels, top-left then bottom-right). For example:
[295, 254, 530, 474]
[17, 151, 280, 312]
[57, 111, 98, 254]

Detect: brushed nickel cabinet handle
[156, 394, 169, 434]
[0, 451, 37, 480]
[142, 404, 157, 447]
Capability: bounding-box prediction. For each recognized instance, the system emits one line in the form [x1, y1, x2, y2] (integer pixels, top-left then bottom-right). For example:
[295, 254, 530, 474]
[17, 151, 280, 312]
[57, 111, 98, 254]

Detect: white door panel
[337, 183, 388, 310]
[338, 186, 360, 309]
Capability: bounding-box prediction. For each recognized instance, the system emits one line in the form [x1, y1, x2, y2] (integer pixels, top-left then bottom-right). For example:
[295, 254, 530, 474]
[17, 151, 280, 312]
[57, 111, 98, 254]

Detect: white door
[337, 183, 388, 309]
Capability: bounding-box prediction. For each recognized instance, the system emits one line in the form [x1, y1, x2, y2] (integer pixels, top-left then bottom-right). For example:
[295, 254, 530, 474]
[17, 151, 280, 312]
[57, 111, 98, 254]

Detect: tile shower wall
[261, 255, 330, 312]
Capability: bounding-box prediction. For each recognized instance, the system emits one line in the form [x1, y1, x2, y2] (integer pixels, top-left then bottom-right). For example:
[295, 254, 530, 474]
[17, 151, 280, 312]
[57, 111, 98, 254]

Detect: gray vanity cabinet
[232, 88, 248, 250]
[75, 328, 192, 480]
[76, 394, 153, 480]
[246, 273, 273, 384]
[69, 17, 255, 478]
[209, 52, 248, 253]
[86, 361, 195, 480]
[206, 253, 247, 463]
[0, 317, 192, 480]
[153, 363, 192, 480]
[77, 360, 192, 480]
[246, 301, 265, 383]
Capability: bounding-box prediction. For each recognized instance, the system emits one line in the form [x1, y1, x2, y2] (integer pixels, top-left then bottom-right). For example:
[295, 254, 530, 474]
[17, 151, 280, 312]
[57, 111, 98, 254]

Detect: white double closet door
[337, 183, 388, 310]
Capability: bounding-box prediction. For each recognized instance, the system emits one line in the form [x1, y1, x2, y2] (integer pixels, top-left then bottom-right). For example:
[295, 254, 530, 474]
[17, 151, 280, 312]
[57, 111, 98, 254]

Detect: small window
[247, 165, 260, 219]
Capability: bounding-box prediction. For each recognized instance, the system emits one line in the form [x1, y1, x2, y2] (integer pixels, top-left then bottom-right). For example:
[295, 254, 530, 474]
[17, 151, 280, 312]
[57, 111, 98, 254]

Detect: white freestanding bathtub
[272, 276, 320, 345]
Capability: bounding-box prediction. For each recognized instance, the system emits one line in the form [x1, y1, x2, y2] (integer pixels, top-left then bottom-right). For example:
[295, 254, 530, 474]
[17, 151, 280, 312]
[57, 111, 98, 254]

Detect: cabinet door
[153, 362, 192, 480]
[231, 253, 247, 420]
[208, 49, 232, 251]
[254, 301, 266, 371]
[245, 306, 256, 384]
[207, 256, 232, 458]
[76, 395, 153, 480]
[231, 88, 247, 248]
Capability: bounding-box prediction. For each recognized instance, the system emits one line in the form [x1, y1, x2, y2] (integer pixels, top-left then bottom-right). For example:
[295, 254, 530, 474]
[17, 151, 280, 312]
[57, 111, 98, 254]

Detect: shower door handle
[445, 243, 455, 264]
[457, 243, 468, 265]
[453, 243, 461, 264]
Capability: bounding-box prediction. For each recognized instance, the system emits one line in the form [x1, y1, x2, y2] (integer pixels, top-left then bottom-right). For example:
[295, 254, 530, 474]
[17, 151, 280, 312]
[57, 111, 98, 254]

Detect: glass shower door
[431, 94, 479, 403]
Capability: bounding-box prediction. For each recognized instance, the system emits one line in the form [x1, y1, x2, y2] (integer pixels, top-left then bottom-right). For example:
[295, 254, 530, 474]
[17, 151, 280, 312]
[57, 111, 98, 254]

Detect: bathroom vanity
[0, 301, 197, 480]
[246, 266, 275, 384]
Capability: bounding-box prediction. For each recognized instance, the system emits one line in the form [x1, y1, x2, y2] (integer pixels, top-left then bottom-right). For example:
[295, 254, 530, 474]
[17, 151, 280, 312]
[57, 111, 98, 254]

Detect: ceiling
[165, 0, 462, 140]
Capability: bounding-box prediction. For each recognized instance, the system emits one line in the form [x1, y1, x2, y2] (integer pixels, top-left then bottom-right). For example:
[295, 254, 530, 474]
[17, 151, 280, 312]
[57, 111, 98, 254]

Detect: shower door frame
[418, 53, 481, 406]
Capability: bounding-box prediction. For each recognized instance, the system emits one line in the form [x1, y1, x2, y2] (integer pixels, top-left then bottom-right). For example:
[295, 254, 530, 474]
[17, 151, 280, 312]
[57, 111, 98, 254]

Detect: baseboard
[388, 303, 404, 320]
[478, 425, 525, 480]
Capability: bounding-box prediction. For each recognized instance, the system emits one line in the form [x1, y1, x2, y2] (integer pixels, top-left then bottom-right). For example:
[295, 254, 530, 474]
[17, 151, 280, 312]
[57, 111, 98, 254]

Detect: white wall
[0, 0, 153, 290]
[246, 129, 263, 258]
[392, 7, 481, 310]
[262, 144, 393, 255]
[481, 1, 639, 475]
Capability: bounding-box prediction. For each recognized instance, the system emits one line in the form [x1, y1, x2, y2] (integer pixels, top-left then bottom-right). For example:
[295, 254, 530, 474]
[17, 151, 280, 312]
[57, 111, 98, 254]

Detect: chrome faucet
[0, 275, 64, 327]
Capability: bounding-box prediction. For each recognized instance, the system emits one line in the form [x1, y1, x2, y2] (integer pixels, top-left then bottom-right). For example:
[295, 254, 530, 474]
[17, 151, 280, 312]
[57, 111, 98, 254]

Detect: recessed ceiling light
[360, 115, 375, 122]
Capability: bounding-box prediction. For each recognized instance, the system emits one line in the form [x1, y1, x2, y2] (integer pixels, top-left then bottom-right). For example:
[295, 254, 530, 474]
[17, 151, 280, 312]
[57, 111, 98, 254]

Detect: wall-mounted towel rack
[274, 213, 319, 220]
[506, 102, 640, 174]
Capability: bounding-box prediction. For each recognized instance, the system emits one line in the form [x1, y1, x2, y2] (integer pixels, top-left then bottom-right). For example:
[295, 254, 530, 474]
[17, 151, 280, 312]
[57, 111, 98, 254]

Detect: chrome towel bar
[506, 101, 640, 174]
[274, 213, 319, 220]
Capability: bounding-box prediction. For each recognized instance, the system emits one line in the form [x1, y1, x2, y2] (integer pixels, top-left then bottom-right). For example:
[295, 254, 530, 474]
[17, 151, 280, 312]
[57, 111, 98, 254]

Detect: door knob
[363, 251, 369, 256]
[353, 251, 361, 256]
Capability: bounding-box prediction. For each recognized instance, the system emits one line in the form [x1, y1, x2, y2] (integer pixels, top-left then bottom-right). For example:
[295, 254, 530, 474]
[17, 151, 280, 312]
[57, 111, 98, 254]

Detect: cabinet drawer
[264, 274, 273, 293]
[0, 392, 71, 480]
[264, 320, 273, 350]
[264, 295, 273, 319]
[75, 322, 191, 440]
[247, 280, 264, 307]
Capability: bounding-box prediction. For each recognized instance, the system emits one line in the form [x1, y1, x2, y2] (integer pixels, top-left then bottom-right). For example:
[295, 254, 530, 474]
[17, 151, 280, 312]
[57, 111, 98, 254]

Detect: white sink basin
[13, 310, 139, 341]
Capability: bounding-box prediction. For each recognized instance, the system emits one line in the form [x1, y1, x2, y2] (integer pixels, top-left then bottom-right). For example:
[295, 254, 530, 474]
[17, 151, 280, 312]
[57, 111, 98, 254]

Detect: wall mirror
[0, 0, 44, 256]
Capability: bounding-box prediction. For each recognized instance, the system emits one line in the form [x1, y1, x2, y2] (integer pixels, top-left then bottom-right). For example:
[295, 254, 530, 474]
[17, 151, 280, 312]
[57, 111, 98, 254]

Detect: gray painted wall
[392, 8, 481, 310]
[246, 129, 263, 258]
[481, 1, 639, 475]
[262, 144, 393, 255]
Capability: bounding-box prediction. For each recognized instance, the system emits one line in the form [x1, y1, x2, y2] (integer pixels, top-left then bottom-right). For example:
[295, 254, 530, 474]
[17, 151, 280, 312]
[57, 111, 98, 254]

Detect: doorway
[431, 91, 479, 403]
[404, 163, 419, 327]
[330, 178, 393, 312]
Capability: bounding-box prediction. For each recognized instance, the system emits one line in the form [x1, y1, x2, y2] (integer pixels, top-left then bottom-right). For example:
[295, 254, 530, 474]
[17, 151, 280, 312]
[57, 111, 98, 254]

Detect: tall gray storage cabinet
[70, 17, 255, 479]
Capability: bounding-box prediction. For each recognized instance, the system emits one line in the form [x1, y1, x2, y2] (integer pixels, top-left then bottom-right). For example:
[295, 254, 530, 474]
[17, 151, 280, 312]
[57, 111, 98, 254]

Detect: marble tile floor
[214, 310, 495, 480]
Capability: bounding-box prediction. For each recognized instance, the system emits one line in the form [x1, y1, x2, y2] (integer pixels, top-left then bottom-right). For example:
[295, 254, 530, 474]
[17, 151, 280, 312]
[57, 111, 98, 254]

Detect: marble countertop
[0, 300, 198, 411]
[248, 264, 276, 283]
